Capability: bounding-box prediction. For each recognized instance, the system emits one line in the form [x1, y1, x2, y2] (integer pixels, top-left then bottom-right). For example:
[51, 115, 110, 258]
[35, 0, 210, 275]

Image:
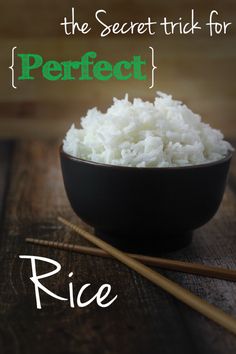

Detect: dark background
[0, 0, 235, 139]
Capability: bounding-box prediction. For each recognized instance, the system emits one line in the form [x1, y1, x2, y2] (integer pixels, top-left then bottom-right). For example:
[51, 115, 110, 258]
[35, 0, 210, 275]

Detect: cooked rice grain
[63, 92, 233, 167]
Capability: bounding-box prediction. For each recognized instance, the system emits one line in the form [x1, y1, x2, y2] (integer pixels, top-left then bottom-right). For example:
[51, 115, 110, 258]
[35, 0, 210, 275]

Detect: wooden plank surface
[0, 140, 236, 354]
[1, 0, 236, 139]
[0, 142, 12, 231]
[1, 0, 236, 38]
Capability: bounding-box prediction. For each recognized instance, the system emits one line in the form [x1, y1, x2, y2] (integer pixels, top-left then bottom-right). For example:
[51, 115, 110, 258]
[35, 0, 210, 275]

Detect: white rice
[63, 92, 233, 167]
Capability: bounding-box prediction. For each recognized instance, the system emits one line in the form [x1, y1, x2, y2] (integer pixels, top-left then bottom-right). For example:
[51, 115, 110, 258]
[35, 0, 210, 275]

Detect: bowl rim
[60, 144, 233, 171]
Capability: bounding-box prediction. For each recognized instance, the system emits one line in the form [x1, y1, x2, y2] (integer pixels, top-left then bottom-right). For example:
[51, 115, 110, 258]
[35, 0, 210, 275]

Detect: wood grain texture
[0, 142, 13, 232]
[1, 0, 236, 38]
[0, 140, 236, 354]
[0, 0, 236, 139]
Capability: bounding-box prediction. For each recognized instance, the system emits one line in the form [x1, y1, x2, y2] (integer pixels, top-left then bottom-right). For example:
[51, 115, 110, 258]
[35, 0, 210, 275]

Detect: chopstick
[58, 216, 236, 335]
[25, 237, 236, 282]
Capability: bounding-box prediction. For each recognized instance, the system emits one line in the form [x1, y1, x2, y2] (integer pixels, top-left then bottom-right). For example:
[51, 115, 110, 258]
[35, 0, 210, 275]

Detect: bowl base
[94, 228, 193, 255]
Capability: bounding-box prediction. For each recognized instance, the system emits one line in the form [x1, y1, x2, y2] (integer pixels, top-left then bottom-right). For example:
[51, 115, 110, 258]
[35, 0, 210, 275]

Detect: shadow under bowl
[60, 146, 232, 254]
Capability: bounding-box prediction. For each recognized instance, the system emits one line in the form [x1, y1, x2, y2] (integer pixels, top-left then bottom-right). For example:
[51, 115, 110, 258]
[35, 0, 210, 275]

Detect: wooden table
[0, 140, 236, 354]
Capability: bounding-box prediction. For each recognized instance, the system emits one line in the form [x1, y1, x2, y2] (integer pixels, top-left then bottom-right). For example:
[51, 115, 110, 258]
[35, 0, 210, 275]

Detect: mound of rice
[63, 92, 233, 167]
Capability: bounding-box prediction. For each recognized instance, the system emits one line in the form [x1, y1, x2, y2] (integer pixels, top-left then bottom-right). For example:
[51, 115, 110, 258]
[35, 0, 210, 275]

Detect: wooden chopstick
[58, 216, 236, 335]
[25, 237, 236, 282]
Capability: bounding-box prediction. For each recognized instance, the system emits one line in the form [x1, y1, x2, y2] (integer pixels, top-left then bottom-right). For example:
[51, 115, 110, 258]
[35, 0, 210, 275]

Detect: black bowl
[60, 146, 232, 254]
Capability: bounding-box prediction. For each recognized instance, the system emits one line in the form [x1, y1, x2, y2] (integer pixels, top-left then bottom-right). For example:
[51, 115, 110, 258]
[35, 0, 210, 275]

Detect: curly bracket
[149, 46, 157, 89]
[9, 46, 17, 89]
